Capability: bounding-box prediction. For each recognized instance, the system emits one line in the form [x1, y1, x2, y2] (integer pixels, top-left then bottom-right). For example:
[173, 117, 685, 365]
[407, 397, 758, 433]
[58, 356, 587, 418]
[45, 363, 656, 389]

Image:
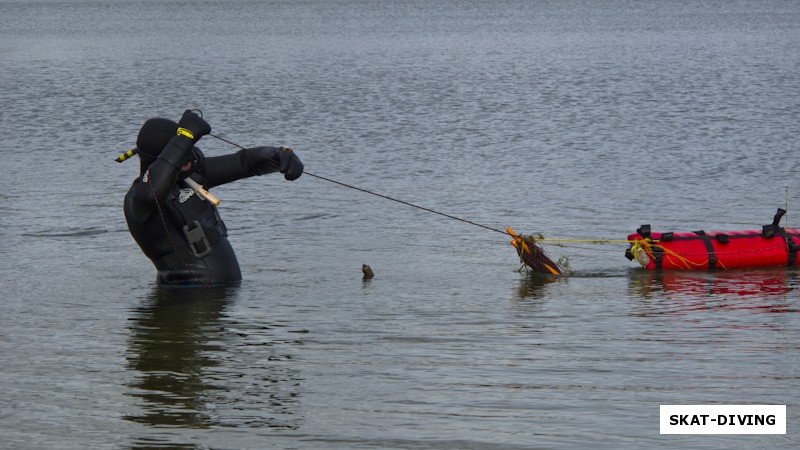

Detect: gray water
[2, 0, 799, 448]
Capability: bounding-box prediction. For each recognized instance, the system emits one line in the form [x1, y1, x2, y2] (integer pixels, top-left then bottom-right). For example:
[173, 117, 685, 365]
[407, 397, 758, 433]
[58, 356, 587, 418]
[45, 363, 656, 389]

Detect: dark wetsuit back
[124, 147, 286, 286]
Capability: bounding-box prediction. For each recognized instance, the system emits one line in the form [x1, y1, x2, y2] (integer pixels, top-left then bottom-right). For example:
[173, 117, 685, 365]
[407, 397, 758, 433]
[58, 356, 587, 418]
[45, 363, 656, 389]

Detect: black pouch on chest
[166, 186, 227, 258]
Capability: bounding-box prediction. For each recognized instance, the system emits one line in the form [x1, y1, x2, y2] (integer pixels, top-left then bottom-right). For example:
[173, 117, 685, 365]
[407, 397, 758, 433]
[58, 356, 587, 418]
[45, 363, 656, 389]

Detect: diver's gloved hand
[276, 147, 303, 180]
[156, 110, 210, 170]
[176, 109, 211, 143]
[246, 146, 304, 180]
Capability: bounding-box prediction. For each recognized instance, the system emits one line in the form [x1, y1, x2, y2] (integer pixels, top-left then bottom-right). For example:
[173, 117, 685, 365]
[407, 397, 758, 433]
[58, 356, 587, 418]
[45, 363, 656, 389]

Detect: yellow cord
[539, 238, 632, 244]
[627, 237, 732, 270]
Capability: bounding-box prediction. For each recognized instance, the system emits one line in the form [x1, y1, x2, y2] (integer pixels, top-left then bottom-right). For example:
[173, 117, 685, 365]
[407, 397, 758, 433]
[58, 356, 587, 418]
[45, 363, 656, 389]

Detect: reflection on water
[628, 268, 798, 315]
[512, 272, 559, 300]
[126, 287, 234, 428]
[125, 286, 303, 444]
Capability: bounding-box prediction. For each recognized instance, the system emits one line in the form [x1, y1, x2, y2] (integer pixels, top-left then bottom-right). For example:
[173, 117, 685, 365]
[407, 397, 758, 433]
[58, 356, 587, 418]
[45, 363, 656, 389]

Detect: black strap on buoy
[757, 208, 800, 267]
[763, 208, 786, 238]
[652, 245, 664, 270]
[693, 230, 718, 270]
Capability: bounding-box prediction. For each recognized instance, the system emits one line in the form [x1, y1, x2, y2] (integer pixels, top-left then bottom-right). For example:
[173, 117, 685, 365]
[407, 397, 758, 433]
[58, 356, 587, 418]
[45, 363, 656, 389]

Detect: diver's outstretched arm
[202, 146, 303, 188]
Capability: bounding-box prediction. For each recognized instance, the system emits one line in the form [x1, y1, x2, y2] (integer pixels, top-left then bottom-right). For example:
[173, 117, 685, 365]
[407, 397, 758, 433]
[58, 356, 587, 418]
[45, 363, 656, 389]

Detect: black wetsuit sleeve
[125, 136, 194, 223]
[202, 147, 284, 189]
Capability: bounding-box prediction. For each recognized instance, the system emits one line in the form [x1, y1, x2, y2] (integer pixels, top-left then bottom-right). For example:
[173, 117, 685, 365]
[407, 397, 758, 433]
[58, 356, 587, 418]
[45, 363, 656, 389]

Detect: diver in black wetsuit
[123, 110, 303, 286]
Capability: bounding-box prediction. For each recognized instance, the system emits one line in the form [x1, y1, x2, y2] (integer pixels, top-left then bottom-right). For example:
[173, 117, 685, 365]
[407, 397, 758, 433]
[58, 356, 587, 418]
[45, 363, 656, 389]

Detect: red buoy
[626, 210, 800, 270]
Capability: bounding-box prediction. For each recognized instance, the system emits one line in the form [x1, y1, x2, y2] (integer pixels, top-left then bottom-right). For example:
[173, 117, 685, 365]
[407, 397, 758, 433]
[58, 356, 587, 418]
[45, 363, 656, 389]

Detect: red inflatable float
[626, 209, 800, 270]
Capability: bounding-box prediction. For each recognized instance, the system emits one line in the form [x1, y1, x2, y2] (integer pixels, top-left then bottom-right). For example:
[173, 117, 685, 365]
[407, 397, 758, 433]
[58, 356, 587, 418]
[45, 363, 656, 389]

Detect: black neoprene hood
[136, 118, 178, 160]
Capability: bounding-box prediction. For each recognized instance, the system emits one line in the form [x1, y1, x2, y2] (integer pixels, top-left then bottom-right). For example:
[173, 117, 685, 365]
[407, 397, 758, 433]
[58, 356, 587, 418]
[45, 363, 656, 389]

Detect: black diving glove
[276, 147, 303, 180]
[176, 109, 211, 143]
[156, 110, 211, 169]
[245, 146, 304, 180]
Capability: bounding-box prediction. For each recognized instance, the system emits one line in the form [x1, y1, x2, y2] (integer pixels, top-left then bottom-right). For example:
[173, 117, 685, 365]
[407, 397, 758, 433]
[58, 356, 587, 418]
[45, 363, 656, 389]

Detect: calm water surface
[1, 0, 799, 448]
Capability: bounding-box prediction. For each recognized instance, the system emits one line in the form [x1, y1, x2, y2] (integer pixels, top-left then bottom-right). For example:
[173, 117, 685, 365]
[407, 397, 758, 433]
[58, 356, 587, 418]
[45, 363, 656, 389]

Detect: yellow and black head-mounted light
[115, 148, 138, 163]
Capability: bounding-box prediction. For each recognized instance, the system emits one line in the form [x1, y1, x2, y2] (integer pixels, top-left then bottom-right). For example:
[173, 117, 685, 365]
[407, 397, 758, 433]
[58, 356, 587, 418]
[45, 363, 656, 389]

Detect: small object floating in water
[362, 264, 374, 280]
[506, 227, 562, 275]
[626, 208, 800, 270]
